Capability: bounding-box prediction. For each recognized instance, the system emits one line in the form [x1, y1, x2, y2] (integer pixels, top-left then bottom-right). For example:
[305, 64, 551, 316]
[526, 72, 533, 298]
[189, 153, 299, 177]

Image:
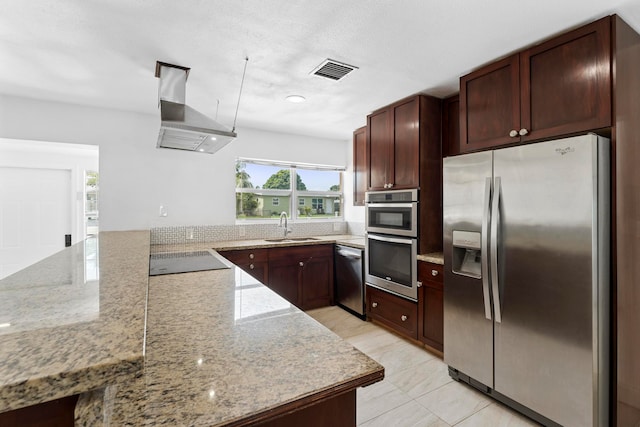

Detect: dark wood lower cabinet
[366, 285, 418, 339]
[222, 245, 334, 311]
[219, 248, 269, 283]
[268, 245, 334, 310]
[0, 395, 78, 427]
[268, 256, 300, 304]
[417, 261, 444, 352]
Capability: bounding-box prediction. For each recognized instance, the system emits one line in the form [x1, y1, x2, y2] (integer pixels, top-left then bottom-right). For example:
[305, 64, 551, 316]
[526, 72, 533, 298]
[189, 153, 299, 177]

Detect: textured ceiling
[2, 0, 640, 140]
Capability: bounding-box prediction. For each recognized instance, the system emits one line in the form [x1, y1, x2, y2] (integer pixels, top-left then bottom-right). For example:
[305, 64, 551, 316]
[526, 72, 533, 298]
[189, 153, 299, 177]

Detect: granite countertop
[1, 231, 383, 424]
[150, 234, 366, 254]
[0, 231, 150, 412]
[109, 267, 383, 426]
[417, 252, 444, 265]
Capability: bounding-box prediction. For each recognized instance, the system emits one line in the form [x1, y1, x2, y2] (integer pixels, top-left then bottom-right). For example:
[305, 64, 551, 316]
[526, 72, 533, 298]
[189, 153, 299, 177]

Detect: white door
[0, 167, 71, 279]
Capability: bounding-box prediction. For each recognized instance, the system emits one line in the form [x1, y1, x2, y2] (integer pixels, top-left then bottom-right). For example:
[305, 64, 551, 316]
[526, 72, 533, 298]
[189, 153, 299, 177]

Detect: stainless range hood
[155, 61, 236, 154]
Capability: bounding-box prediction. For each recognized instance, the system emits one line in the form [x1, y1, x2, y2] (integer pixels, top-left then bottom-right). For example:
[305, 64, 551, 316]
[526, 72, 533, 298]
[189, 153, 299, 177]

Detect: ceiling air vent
[311, 59, 358, 81]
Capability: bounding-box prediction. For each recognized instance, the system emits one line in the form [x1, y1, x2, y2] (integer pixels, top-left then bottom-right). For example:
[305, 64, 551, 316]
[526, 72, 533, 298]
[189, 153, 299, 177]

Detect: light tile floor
[306, 306, 541, 427]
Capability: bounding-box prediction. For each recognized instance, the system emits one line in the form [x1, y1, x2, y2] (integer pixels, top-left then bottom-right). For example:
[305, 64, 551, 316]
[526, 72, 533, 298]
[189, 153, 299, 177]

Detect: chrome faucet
[279, 211, 292, 237]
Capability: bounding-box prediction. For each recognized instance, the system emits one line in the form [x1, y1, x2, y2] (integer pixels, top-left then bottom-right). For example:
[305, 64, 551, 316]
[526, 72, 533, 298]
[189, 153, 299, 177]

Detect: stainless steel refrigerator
[443, 134, 609, 427]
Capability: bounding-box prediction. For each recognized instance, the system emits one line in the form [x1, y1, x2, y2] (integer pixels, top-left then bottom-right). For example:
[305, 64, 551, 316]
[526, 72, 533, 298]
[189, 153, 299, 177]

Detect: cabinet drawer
[220, 248, 268, 263]
[269, 244, 333, 261]
[236, 261, 268, 284]
[418, 261, 443, 289]
[367, 286, 418, 339]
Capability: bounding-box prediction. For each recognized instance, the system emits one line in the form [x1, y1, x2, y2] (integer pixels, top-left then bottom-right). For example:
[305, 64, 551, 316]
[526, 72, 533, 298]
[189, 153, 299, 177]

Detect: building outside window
[235, 158, 343, 221]
[312, 198, 324, 213]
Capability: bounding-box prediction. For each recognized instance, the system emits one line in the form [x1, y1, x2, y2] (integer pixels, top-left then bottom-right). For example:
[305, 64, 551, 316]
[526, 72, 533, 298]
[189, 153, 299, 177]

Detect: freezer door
[443, 151, 494, 388]
[492, 134, 609, 427]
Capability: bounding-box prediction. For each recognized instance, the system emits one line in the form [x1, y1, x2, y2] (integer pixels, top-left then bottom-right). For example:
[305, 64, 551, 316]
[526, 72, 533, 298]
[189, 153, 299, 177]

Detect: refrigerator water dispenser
[452, 230, 482, 278]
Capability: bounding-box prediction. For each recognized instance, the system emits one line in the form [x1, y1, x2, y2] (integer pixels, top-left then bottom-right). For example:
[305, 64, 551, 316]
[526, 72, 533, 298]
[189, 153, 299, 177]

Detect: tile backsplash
[151, 221, 362, 245]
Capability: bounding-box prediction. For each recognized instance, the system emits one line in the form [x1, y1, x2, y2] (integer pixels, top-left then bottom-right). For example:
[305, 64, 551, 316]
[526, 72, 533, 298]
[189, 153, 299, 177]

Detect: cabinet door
[392, 98, 420, 189]
[353, 126, 367, 206]
[268, 258, 300, 306]
[520, 16, 611, 142]
[418, 262, 443, 351]
[459, 55, 521, 153]
[367, 109, 391, 190]
[301, 254, 334, 310]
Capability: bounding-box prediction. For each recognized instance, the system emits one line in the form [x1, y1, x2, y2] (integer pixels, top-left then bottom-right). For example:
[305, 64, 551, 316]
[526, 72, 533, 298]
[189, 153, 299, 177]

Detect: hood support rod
[232, 56, 249, 133]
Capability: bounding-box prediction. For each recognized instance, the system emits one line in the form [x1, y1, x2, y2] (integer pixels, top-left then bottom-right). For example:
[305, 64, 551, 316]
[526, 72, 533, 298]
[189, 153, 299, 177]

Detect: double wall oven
[365, 189, 419, 301]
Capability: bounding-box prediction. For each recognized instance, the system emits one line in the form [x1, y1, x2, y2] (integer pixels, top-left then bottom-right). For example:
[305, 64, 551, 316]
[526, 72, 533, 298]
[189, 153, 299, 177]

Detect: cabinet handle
[519, 128, 529, 136]
[249, 253, 254, 259]
[509, 130, 518, 138]
[372, 302, 378, 308]
[249, 264, 255, 270]
[299, 261, 304, 267]
[401, 315, 408, 322]
[417, 281, 423, 288]
[431, 270, 438, 276]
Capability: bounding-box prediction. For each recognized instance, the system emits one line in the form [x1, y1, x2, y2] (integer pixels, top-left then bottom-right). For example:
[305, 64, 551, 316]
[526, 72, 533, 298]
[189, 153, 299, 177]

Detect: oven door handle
[365, 202, 417, 209]
[366, 233, 414, 245]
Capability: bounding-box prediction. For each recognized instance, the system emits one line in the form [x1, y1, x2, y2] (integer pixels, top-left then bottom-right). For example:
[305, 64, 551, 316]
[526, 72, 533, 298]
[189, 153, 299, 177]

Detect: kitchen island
[0, 231, 384, 426]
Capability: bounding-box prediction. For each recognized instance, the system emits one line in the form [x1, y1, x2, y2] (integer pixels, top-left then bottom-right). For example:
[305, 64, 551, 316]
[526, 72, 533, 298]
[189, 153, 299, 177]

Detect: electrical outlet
[333, 222, 342, 232]
[186, 228, 195, 240]
[159, 205, 168, 217]
[238, 226, 246, 237]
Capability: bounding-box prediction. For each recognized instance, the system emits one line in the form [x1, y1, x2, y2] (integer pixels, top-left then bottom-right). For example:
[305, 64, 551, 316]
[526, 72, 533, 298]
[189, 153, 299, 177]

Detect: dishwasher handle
[336, 246, 362, 260]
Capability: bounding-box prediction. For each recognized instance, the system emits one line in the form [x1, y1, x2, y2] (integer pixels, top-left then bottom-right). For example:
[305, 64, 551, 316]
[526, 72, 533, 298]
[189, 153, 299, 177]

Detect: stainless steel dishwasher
[334, 245, 365, 318]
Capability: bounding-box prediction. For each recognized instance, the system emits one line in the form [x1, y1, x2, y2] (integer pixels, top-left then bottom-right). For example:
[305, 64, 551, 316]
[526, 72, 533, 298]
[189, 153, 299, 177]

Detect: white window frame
[235, 158, 344, 222]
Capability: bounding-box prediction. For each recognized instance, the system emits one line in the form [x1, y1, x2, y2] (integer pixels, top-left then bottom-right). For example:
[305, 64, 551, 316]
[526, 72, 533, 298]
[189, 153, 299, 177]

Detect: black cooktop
[149, 250, 231, 276]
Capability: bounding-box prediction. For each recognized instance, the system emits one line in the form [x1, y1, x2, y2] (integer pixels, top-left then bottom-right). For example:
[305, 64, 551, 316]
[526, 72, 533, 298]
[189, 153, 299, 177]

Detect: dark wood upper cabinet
[367, 95, 436, 191]
[520, 16, 611, 142]
[367, 110, 390, 190]
[459, 16, 611, 153]
[352, 126, 367, 206]
[392, 98, 421, 189]
[460, 55, 520, 152]
[442, 95, 460, 157]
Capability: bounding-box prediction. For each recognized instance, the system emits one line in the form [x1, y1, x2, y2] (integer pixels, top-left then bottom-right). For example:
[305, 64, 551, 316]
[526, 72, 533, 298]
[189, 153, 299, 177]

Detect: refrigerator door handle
[481, 177, 492, 320]
[491, 176, 502, 323]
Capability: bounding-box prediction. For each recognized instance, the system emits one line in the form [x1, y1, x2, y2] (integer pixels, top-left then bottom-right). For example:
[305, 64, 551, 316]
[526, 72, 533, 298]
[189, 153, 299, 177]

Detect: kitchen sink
[264, 237, 320, 242]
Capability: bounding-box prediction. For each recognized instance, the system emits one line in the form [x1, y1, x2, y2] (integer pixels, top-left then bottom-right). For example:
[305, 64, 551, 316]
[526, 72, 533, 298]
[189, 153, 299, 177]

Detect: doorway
[0, 139, 98, 279]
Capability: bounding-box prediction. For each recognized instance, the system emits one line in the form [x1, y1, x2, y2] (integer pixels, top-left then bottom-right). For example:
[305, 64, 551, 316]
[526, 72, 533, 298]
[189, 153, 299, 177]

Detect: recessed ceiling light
[286, 95, 306, 103]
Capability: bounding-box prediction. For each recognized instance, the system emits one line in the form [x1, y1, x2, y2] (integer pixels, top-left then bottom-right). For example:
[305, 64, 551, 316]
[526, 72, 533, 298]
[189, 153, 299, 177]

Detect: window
[312, 198, 324, 210]
[235, 158, 344, 221]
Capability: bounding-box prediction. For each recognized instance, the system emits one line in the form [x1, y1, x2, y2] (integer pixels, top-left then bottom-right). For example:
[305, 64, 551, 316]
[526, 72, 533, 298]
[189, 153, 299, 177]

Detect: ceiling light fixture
[286, 95, 306, 103]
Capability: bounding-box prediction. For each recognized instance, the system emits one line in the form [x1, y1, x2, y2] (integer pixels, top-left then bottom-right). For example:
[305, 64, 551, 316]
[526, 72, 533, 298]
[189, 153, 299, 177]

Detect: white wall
[0, 94, 362, 230]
